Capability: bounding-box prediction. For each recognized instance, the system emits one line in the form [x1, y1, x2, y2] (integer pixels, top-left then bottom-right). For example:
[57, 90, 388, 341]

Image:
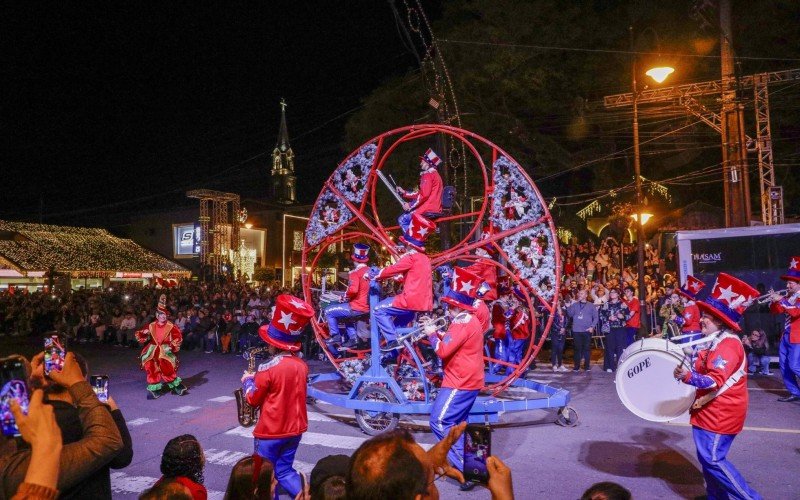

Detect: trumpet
[397, 315, 450, 343]
[751, 289, 789, 305]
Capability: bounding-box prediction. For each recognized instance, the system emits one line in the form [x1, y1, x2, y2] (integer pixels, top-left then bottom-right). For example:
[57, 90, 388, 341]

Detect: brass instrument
[751, 289, 789, 305]
[234, 346, 272, 427]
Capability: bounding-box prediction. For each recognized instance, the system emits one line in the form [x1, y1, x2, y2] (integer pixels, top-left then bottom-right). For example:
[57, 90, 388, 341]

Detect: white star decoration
[277, 311, 296, 329]
[684, 312, 692, 320]
[791, 258, 799, 270]
[716, 284, 739, 304]
[289, 298, 307, 310]
[689, 281, 702, 292]
[417, 225, 429, 237]
[459, 280, 475, 294]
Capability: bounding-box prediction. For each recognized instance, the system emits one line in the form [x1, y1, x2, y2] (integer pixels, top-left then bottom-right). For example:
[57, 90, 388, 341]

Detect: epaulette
[257, 357, 282, 372]
[452, 312, 473, 324]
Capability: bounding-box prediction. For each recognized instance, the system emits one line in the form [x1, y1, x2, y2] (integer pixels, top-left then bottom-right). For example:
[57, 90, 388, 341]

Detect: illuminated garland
[501, 224, 556, 300]
[304, 189, 354, 248]
[489, 156, 544, 231]
[0, 220, 189, 277]
[331, 143, 377, 204]
[576, 200, 602, 220]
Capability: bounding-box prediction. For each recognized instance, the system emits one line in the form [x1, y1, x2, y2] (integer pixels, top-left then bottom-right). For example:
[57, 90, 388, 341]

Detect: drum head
[615, 347, 695, 422]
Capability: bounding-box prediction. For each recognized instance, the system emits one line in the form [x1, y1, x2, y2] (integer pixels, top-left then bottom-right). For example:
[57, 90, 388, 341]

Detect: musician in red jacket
[508, 286, 532, 367]
[465, 242, 498, 302]
[323, 243, 371, 347]
[241, 294, 314, 499]
[769, 257, 800, 402]
[425, 267, 485, 491]
[370, 213, 435, 346]
[136, 294, 187, 399]
[674, 275, 704, 342]
[396, 148, 444, 233]
[673, 273, 762, 500]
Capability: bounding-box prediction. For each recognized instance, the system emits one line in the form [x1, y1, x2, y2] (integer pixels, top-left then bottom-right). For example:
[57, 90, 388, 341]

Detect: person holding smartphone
[135, 294, 187, 399]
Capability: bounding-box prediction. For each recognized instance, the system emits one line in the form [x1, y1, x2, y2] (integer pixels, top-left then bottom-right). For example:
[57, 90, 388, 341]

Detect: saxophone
[234, 346, 272, 427]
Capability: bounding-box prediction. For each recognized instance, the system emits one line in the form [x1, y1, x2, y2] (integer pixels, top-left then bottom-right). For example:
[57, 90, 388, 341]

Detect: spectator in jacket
[743, 329, 772, 376]
[154, 435, 207, 500]
[0, 352, 124, 498]
[550, 301, 568, 371]
[28, 350, 133, 499]
[566, 290, 598, 372]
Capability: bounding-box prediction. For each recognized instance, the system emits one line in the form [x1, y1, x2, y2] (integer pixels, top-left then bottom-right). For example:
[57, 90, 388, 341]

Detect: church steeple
[271, 98, 296, 204]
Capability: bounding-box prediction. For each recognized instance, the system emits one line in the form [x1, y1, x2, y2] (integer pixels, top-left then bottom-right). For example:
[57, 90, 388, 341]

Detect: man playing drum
[673, 273, 762, 500]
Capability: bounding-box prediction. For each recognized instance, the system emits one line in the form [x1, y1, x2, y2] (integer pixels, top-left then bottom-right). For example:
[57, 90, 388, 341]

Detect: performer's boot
[171, 382, 189, 396]
[147, 384, 166, 400]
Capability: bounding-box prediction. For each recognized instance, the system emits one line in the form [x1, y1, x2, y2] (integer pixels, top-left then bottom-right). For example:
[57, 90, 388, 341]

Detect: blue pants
[746, 352, 771, 375]
[254, 435, 303, 499]
[625, 326, 638, 347]
[493, 334, 509, 373]
[430, 387, 479, 471]
[779, 334, 800, 397]
[324, 302, 364, 340]
[692, 427, 762, 500]
[373, 297, 415, 342]
[509, 338, 526, 366]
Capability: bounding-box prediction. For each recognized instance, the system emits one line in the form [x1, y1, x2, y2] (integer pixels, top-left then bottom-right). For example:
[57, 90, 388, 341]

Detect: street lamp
[631, 25, 673, 337]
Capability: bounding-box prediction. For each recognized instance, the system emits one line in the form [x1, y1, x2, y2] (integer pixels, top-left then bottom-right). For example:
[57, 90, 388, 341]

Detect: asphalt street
[3, 337, 798, 499]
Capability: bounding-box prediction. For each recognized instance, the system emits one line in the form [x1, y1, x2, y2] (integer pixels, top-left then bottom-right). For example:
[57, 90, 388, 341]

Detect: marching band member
[507, 286, 532, 368]
[425, 267, 484, 491]
[396, 148, 444, 232]
[323, 243, 371, 347]
[674, 276, 704, 339]
[369, 213, 435, 347]
[241, 295, 315, 499]
[135, 294, 188, 399]
[769, 257, 800, 402]
[673, 273, 762, 500]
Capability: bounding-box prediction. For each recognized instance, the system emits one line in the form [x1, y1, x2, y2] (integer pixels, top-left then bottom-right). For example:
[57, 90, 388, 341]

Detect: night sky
[3, 2, 439, 223]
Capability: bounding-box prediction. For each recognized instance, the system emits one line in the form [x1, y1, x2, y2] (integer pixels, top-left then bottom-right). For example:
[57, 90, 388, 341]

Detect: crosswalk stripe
[205, 448, 250, 466]
[208, 395, 236, 402]
[171, 405, 201, 413]
[308, 411, 335, 422]
[126, 417, 156, 427]
[225, 427, 435, 451]
[110, 471, 225, 498]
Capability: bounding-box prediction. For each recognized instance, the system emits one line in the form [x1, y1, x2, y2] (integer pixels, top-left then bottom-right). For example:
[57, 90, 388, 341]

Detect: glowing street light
[645, 66, 674, 84]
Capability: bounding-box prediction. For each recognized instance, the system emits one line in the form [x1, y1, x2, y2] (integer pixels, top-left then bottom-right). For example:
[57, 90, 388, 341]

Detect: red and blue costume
[324, 243, 371, 345]
[428, 267, 484, 472]
[398, 148, 444, 232]
[371, 213, 435, 342]
[242, 295, 314, 499]
[678, 273, 762, 500]
[770, 257, 800, 401]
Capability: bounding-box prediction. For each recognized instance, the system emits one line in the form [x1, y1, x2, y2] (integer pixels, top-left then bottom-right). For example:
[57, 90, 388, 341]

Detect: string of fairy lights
[0, 221, 190, 278]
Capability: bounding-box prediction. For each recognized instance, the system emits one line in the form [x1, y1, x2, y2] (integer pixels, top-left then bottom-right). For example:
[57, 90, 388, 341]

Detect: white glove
[423, 322, 439, 336]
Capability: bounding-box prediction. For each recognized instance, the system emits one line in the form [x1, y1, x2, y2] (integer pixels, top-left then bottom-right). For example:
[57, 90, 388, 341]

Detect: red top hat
[475, 226, 498, 256]
[400, 213, 436, 252]
[697, 273, 758, 332]
[420, 148, 442, 168]
[780, 257, 800, 283]
[678, 275, 706, 300]
[351, 243, 370, 263]
[259, 294, 314, 351]
[441, 267, 481, 312]
[156, 294, 169, 316]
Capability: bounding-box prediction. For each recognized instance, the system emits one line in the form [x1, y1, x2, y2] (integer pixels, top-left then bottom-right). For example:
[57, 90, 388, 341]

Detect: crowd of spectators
[1, 348, 632, 499]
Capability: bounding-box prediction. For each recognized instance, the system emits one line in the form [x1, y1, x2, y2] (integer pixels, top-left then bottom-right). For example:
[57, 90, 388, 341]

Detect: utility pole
[719, 0, 751, 227]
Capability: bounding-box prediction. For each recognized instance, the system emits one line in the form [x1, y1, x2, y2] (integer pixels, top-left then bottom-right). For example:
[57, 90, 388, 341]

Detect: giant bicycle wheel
[301, 124, 561, 394]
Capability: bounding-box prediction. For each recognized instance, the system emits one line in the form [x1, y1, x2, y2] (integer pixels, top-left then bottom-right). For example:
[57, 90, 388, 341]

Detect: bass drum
[615, 338, 695, 422]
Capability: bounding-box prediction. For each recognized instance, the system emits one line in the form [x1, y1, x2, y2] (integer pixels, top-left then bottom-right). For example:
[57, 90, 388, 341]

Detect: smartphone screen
[44, 335, 66, 376]
[1, 358, 30, 437]
[90, 375, 109, 403]
[463, 424, 491, 483]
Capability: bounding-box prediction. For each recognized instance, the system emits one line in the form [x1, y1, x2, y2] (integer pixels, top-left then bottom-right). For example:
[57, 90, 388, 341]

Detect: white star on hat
[417, 225, 429, 237]
[459, 280, 475, 294]
[689, 281, 702, 292]
[277, 311, 296, 329]
[791, 258, 799, 270]
[716, 284, 739, 304]
[289, 298, 307, 310]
